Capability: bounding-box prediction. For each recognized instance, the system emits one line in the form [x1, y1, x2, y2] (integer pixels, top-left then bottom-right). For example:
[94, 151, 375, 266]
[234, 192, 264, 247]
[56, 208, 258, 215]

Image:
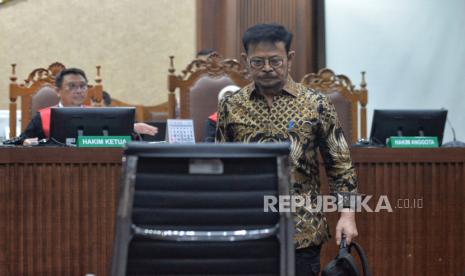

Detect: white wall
[0, 110, 20, 141]
[326, 0, 465, 143]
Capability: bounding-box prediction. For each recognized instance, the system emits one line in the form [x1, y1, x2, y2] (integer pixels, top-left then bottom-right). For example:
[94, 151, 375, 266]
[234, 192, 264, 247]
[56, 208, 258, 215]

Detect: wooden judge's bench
[0, 146, 464, 275]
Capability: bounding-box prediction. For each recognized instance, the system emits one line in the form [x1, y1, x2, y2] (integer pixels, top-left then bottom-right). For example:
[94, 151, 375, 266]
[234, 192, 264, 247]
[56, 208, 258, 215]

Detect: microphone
[441, 108, 465, 147]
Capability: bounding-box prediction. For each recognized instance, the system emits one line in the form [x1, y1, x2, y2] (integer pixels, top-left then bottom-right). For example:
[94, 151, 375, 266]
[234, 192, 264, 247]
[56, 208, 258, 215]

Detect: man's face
[57, 74, 88, 107]
[242, 41, 294, 91]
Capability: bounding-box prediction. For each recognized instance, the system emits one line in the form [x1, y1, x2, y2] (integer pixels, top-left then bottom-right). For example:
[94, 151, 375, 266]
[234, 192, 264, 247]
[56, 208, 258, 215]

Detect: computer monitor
[50, 107, 135, 145]
[370, 109, 447, 146]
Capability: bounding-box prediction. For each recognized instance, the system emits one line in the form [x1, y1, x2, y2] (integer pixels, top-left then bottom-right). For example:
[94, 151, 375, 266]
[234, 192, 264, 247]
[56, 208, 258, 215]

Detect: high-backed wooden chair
[8, 62, 103, 138]
[301, 68, 368, 144]
[168, 53, 251, 141]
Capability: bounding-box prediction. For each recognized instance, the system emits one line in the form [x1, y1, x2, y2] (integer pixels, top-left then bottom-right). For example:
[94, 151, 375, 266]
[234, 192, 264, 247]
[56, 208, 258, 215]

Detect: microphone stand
[442, 117, 465, 147]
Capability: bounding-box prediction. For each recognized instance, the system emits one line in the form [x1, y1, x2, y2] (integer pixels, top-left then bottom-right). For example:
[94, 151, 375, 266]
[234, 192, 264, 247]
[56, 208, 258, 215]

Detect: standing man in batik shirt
[215, 23, 359, 276]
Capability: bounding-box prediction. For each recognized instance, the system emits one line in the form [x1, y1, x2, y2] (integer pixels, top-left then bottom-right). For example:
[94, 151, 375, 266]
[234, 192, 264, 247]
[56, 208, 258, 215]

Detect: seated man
[20, 68, 157, 145]
[202, 85, 240, 142]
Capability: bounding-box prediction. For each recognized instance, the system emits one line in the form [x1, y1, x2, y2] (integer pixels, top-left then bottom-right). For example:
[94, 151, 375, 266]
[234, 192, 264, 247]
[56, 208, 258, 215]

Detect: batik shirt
[215, 78, 357, 248]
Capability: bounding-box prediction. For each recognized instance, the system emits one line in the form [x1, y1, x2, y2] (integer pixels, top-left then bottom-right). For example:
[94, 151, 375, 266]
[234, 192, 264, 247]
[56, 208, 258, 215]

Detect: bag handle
[341, 237, 371, 276]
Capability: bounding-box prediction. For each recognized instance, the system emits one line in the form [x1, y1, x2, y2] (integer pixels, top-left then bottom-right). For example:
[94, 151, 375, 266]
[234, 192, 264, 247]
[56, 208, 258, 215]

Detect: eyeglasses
[249, 56, 285, 69]
[66, 83, 88, 91]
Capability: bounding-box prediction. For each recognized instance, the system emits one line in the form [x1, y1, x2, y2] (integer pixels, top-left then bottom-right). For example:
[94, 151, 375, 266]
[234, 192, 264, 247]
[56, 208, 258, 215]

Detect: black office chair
[111, 143, 295, 276]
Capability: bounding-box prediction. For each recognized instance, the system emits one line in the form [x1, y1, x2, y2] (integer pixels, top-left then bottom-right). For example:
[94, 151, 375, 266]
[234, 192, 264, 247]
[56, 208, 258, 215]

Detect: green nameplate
[387, 136, 438, 148]
[77, 136, 131, 148]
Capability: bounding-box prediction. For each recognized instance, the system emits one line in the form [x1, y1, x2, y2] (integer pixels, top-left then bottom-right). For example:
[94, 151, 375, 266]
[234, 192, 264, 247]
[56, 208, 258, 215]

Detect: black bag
[322, 238, 371, 276]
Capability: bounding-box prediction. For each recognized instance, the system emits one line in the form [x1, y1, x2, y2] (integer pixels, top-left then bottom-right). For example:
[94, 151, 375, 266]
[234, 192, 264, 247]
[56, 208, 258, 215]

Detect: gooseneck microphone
[441, 108, 465, 147]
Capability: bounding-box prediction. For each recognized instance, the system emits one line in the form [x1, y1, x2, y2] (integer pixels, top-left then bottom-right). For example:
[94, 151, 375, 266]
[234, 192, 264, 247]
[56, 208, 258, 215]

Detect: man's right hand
[134, 123, 158, 136]
[23, 138, 39, 146]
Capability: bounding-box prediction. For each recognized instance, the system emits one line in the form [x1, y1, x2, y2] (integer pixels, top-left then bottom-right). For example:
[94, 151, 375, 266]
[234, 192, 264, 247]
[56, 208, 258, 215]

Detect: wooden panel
[320, 148, 465, 276]
[197, 0, 319, 80]
[196, 0, 228, 56]
[0, 148, 122, 276]
[0, 147, 464, 275]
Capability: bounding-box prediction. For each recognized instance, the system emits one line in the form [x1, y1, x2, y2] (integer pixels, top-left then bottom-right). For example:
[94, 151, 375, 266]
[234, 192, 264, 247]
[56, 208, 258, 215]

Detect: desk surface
[0, 146, 464, 275]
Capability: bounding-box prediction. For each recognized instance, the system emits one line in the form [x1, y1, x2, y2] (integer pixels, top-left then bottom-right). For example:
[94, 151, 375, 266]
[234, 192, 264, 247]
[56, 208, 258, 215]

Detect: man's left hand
[134, 123, 158, 136]
[335, 208, 358, 245]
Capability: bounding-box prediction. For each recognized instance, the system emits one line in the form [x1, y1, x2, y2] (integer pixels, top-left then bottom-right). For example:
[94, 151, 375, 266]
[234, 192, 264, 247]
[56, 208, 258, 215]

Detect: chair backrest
[167, 53, 251, 141]
[30, 85, 59, 116]
[8, 62, 103, 138]
[109, 98, 168, 122]
[301, 68, 368, 144]
[111, 143, 295, 276]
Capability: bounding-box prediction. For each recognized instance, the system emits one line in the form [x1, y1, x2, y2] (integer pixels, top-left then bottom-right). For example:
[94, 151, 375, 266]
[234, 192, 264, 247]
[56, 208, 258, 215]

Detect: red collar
[208, 112, 218, 122]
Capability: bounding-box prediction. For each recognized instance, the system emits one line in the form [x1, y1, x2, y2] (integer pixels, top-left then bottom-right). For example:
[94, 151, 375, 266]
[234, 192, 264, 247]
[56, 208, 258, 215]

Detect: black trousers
[295, 245, 322, 276]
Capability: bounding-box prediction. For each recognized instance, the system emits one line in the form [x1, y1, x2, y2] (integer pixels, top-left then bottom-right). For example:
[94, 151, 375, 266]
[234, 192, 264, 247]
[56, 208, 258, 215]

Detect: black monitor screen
[370, 109, 447, 146]
[139, 121, 166, 142]
[50, 107, 135, 144]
